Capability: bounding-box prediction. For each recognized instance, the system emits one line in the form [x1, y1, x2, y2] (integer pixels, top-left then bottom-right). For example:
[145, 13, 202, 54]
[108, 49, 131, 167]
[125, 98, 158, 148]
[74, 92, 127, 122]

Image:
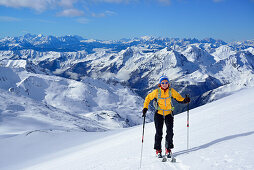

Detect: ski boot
[166, 148, 172, 158]
[166, 148, 176, 162]
[156, 149, 163, 158]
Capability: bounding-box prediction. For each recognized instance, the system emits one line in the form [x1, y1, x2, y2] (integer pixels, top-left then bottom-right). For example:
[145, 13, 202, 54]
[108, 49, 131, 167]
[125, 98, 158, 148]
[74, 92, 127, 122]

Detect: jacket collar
[160, 86, 169, 92]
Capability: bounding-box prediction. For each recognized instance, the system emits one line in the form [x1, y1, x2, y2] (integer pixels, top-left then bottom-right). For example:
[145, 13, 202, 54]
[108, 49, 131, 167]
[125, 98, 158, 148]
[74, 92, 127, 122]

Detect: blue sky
[0, 0, 253, 42]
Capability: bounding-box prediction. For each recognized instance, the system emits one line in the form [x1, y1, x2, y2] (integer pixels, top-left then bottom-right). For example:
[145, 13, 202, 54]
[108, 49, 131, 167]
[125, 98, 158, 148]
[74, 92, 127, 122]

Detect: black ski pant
[154, 112, 174, 150]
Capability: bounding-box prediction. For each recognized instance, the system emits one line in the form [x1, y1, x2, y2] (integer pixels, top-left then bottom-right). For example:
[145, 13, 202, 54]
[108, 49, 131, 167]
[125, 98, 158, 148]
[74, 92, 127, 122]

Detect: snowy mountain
[1, 86, 253, 170]
[0, 34, 228, 53]
[0, 34, 254, 133]
[0, 34, 254, 169]
[0, 63, 147, 137]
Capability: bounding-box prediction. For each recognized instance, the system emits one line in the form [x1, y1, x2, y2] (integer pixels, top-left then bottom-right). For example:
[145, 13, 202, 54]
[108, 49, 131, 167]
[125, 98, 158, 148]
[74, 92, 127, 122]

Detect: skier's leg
[154, 112, 164, 150]
[165, 114, 174, 149]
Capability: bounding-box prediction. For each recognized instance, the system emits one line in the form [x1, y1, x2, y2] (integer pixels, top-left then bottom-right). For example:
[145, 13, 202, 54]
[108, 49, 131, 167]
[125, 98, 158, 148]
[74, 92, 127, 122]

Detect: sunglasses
[161, 82, 168, 85]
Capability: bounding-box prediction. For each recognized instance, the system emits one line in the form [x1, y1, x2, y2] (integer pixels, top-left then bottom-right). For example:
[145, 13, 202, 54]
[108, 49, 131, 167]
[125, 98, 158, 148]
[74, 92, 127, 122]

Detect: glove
[183, 96, 190, 103]
[142, 108, 148, 117]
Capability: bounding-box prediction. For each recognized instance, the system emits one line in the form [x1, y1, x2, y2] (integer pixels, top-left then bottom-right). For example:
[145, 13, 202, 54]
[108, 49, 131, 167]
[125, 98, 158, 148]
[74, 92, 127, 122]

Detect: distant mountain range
[0, 34, 254, 133]
[2, 33, 252, 52]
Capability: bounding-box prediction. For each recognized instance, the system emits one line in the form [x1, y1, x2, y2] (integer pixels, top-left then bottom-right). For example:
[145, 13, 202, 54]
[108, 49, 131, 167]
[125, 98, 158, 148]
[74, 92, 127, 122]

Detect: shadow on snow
[174, 131, 254, 157]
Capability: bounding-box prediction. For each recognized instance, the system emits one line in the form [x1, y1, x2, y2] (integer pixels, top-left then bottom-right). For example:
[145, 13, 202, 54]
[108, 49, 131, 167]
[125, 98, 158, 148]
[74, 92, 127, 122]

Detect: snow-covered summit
[212, 45, 236, 62]
[1, 35, 254, 114]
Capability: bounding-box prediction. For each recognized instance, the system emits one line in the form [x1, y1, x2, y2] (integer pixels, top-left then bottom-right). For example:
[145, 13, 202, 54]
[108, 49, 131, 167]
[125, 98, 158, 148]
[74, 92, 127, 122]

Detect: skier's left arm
[171, 88, 190, 103]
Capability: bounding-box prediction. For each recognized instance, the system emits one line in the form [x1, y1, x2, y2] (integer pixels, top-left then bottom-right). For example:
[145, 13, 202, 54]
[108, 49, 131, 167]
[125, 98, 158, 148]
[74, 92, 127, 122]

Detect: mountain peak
[22, 33, 37, 39]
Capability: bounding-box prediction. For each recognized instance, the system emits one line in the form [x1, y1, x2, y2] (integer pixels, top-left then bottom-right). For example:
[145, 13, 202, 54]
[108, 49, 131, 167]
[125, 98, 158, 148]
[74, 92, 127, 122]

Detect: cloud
[0, 16, 21, 22]
[92, 10, 117, 17]
[92, 0, 130, 3]
[57, 8, 84, 17]
[58, 0, 78, 8]
[105, 10, 117, 15]
[0, 0, 55, 12]
[0, 0, 130, 11]
[0, 0, 81, 12]
[0, 0, 173, 11]
[0, 0, 173, 20]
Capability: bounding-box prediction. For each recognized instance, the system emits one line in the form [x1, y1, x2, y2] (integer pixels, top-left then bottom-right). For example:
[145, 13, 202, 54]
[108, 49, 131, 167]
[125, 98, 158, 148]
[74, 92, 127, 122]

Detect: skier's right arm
[143, 89, 158, 109]
[142, 89, 157, 117]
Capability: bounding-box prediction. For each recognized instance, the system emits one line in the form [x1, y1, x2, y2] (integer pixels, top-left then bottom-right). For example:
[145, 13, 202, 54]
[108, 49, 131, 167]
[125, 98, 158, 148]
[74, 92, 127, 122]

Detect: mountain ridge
[1, 34, 254, 133]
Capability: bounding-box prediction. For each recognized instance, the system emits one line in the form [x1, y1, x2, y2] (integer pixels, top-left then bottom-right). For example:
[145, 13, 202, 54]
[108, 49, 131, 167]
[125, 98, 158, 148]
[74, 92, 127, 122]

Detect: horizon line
[1, 33, 253, 43]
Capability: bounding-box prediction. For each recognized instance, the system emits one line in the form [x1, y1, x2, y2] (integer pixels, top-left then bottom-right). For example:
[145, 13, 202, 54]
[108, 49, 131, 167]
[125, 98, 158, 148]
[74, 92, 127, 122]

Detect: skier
[142, 75, 190, 158]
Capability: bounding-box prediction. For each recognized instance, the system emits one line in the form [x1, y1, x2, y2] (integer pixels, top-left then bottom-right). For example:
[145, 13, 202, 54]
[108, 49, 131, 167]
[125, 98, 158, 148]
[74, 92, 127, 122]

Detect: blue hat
[159, 75, 169, 84]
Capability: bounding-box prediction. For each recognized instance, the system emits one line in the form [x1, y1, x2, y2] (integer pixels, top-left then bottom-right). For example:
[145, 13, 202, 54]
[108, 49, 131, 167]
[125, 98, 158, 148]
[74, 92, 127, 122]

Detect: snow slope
[1, 87, 253, 170]
[0, 64, 148, 136]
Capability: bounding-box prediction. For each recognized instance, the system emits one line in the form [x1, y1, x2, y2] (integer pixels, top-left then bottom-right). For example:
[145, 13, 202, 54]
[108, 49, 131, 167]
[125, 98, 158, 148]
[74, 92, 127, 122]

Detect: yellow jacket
[143, 87, 185, 116]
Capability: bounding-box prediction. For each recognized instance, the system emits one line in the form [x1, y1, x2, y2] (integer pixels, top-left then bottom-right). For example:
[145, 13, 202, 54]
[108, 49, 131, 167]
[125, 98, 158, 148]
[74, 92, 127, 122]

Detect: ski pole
[186, 95, 190, 153]
[140, 115, 146, 168]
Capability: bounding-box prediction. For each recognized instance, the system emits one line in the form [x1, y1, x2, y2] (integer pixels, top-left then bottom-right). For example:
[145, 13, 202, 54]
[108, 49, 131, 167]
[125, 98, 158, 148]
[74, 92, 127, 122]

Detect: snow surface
[0, 65, 149, 136]
[1, 87, 253, 170]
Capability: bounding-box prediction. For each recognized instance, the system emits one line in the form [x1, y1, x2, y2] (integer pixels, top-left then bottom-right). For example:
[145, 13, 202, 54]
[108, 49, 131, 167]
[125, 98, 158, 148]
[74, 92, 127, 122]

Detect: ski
[162, 155, 167, 162]
[171, 156, 176, 163]
[161, 152, 176, 162]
